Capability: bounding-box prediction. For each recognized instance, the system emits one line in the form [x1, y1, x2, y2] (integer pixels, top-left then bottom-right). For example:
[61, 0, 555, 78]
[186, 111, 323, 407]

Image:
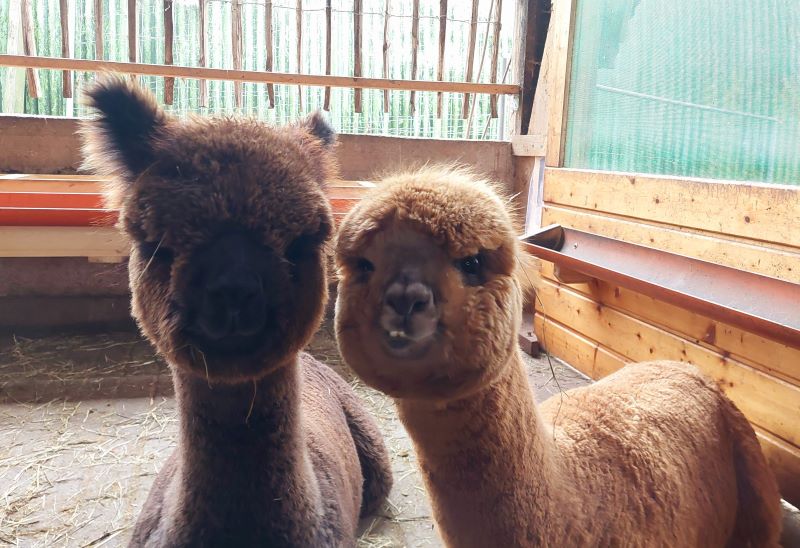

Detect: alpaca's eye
[139, 240, 174, 264]
[456, 255, 483, 286]
[457, 256, 480, 275]
[356, 258, 374, 274]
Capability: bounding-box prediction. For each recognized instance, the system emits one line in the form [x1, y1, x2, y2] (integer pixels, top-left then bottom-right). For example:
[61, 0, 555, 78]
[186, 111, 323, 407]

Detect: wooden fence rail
[5, 0, 520, 118]
[0, 54, 520, 95]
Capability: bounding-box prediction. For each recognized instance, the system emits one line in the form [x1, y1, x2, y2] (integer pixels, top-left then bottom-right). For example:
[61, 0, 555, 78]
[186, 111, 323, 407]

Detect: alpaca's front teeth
[389, 330, 407, 339]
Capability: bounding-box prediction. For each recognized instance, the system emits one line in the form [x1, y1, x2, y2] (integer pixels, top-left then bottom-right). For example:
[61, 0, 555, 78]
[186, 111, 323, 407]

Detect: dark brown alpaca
[80, 76, 392, 547]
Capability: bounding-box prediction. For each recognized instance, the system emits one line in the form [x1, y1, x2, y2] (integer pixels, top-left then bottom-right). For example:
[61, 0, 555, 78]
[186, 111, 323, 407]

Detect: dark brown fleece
[80, 75, 391, 547]
[335, 166, 782, 547]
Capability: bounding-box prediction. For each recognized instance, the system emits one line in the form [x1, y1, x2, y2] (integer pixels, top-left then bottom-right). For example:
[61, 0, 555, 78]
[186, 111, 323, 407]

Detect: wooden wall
[0, 115, 515, 187]
[534, 167, 800, 505]
[513, 0, 800, 505]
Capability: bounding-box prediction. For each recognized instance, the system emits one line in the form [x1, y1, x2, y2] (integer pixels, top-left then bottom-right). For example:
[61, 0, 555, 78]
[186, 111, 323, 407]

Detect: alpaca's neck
[169, 362, 322, 541]
[397, 350, 564, 547]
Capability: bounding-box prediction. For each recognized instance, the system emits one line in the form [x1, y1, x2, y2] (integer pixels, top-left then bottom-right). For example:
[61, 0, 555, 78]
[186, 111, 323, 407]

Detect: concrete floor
[0, 318, 589, 547]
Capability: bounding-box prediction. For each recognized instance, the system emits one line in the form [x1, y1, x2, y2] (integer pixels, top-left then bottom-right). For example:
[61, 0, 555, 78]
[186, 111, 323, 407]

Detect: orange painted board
[0, 208, 118, 226]
[0, 192, 105, 209]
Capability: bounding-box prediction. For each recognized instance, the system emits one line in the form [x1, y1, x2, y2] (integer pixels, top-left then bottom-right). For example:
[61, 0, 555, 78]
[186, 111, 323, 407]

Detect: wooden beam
[198, 0, 207, 107]
[489, 0, 503, 117]
[127, 0, 136, 64]
[436, 0, 447, 117]
[20, 0, 40, 99]
[544, 168, 800, 249]
[461, 0, 479, 119]
[324, 0, 332, 110]
[382, 0, 390, 113]
[519, 0, 550, 135]
[59, 0, 72, 98]
[94, 0, 103, 60]
[296, 0, 303, 110]
[544, 0, 576, 167]
[0, 226, 127, 258]
[163, 0, 174, 104]
[0, 54, 521, 94]
[541, 204, 800, 285]
[511, 134, 545, 156]
[265, 0, 275, 107]
[409, 0, 419, 115]
[511, 0, 528, 135]
[231, 0, 242, 108]
[353, 0, 362, 113]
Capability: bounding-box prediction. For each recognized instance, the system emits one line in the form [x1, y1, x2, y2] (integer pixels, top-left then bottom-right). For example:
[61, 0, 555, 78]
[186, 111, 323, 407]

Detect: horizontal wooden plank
[537, 261, 800, 384]
[541, 205, 800, 283]
[535, 278, 800, 448]
[511, 135, 546, 157]
[543, 168, 800, 248]
[0, 207, 117, 226]
[0, 173, 106, 182]
[533, 311, 800, 505]
[755, 426, 800, 505]
[0, 192, 103, 208]
[533, 312, 627, 380]
[0, 226, 127, 257]
[0, 180, 100, 192]
[0, 54, 521, 95]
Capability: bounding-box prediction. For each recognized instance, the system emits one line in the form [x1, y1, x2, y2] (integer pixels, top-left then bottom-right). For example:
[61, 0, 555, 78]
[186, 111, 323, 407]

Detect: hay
[0, 325, 442, 547]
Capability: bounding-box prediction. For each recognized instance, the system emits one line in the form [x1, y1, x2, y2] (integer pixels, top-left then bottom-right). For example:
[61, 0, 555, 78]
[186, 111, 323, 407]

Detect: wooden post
[353, 0, 362, 113]
[382, 0, 390, 113]
[461, 0, 479, 119]
[296, 0, 303, 110]
[324, 0, 332, 110]
[409, 0, 419, 114]
[489, 0, 503, 117]
[436, 0, 447, 118]
[94, 0, 103, 60]
[164, 0, 174, 104]
[128, 0, 136, 63]
[4, 0, 24, 112]
[464, 0, 495, 137]
[231, 0, 242, 108]
[198, 0, 207, 107]
[265, 0, 275, 107]
[59, 0, 72, 98]
[20, 0, 40, 99]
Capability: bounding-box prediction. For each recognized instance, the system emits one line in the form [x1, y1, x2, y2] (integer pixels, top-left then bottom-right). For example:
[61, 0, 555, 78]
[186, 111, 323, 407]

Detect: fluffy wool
[334, 166, 782, 547]
[81, 75, 391, 547]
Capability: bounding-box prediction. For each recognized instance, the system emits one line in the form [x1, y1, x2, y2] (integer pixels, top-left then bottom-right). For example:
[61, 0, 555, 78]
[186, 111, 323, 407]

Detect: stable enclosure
[0, 0, 799, 544]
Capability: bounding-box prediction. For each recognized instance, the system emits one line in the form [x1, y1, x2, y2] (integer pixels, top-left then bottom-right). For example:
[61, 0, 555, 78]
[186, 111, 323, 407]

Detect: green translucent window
[564, 0, 800, 186]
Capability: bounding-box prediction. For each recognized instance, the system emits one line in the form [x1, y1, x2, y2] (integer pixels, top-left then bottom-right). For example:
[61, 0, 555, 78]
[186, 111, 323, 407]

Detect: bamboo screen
[564, 0, 800, 186]
[0, 0, 518, 140]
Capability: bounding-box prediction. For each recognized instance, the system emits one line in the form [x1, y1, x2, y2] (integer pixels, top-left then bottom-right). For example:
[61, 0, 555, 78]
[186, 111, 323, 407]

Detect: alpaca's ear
[80, 75, 168, 177]
[300, 111, 336, 148]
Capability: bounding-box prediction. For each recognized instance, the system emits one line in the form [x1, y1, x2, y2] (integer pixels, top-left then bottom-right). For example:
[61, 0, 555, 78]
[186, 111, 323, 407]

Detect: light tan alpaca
[334, 166, 782, 547]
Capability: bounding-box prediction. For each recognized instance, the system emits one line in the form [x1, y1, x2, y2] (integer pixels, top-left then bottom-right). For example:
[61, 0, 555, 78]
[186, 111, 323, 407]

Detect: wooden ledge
[0, 174, 374, 258]
[522, 224, 800, 350]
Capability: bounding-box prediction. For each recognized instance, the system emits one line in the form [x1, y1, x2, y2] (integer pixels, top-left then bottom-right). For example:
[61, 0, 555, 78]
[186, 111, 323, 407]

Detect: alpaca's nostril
[198, 277, 266, 339]
[385, 282, 434, 318]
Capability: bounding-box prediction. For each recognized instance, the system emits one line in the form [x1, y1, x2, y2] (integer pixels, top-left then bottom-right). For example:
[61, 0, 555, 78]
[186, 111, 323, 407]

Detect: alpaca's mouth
[381, 328, 436, 359]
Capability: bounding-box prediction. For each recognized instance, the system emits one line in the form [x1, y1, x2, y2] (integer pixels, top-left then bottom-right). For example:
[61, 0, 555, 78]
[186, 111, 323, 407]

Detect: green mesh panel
[564, 0, 800, 186]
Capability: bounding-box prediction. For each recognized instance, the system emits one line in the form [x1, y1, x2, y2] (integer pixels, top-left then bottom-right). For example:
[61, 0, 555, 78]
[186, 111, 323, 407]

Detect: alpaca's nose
[385, 282, 434, 318]
[198, 273, 266, 340]
[381, 270, 439, 341]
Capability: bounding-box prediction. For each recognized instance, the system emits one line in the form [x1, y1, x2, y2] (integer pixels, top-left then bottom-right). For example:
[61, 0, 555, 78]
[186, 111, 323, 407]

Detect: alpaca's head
[335, 166, 524, 402]
[81, 76, 337, 383]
